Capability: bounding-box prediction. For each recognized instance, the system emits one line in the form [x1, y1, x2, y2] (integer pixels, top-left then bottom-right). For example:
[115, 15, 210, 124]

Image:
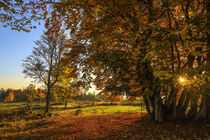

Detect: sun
[179, 76, 185, 84]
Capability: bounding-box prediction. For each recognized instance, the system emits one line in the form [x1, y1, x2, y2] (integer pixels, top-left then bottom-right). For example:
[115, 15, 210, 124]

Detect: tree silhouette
[22, 30, 68, 113]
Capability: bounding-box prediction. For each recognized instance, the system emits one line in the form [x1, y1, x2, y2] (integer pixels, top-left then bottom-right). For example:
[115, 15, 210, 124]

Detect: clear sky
[0, 23, 45, 89]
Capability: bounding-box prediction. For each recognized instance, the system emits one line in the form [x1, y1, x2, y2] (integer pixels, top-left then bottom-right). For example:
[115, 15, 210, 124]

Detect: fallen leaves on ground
[0, 113, 209, 140]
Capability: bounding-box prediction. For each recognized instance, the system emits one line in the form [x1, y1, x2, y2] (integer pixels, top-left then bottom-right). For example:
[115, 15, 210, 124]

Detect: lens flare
[179, 77, 185, 83]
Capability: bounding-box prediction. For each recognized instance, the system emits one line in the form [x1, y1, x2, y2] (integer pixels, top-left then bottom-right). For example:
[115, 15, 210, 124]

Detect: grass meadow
[0, 102, 209, 140]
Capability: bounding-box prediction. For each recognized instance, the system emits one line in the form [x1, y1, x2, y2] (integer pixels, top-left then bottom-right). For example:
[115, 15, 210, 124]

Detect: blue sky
[0, 23, 45, 89]
[0, 23, 98, 93]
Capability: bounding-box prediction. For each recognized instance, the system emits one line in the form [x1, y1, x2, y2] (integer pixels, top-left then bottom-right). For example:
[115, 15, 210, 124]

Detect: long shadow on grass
[51, 105, 84, 111]
[51, 104, 144, 112]
[94, 103, 143, 106]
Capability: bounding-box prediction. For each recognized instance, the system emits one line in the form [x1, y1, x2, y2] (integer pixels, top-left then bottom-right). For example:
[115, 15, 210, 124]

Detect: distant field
[0, 102, 146, 115]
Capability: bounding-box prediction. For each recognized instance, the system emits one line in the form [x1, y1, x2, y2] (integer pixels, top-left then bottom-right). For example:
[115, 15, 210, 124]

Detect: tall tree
[22, 30, 68, 113]
[52, 0, 209, 122]
[14, 0, 208, 122]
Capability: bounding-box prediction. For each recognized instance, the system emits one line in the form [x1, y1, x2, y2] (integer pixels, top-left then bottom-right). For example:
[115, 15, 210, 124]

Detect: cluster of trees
[0, 86, 108, 108]
[73, 93, 106, 102]
[1, 0, 209, 122]
[0, 86, 45, 103]
[0, 89, 13, 102]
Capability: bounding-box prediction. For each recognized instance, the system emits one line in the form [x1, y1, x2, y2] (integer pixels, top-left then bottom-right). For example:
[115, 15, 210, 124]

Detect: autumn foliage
[4, 91, 15, 102]
[1, 0, 209, 122]
[38, 91, 46, 99]
[51, 0, 210, 122]
[107, 95, 124, 103]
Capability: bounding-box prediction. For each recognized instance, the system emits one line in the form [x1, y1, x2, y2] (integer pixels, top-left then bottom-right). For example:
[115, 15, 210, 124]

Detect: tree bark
[187, 95, 198, 119]
[143, 95, 153, 120]
[206, 0, 210, 123]
[154, 81, 163, 122]
[166, 87, 175, 108]
[154, 92, 163, 122]
[194, 95, 206, 121]
[45, 89, 50, 113]
[173, 90, 177, 119]
[177, 90, 186, 112]
[182, 92, 190, 114]
[64, 101, 67, 109]
[206, 95, 210, 122]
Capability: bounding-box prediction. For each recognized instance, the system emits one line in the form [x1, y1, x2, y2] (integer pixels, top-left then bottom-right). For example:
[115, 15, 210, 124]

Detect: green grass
[0, 102, 146, 139]
[0, 102, 146, 115]
[0, 102, 26, 111]
[52, 105, 146, 115]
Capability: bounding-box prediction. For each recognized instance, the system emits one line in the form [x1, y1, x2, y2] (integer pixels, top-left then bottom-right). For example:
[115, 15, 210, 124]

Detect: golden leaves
[5, 91, 15, 102]
[39, 91, 46, 99]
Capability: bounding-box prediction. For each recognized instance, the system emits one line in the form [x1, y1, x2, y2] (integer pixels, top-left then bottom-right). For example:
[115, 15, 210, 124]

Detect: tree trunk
[194, 95, 206, 122]
[206, 0, 210, 123]
[154, 93, 159, 121]
[149, 95, 155, 116]
[154, 91, 163, 122]
[206, 95, 210, 122]
[64, 101, 67, 109]
[182, 92, 190, 113]
[27, 100, 32, 111]
[173, 90, 177, 119]
[186, 95, 198, 119]
[143, 95, 153, 120]
[166, 87, 175, 108]
[45, 89, 50, 113]
[177, 90, 186, 112]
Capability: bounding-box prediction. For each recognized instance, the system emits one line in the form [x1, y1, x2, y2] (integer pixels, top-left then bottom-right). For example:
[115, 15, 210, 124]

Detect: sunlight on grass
[0, 102, 146, 139]
[0, 102, 208, 140]
[51, 104, 146, 115]
[0, 102, 26, 111]
[0, 102, 146, 115]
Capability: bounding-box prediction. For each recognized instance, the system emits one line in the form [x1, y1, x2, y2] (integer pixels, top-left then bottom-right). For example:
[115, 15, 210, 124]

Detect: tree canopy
[5, 0, 208, 122]
[0, 0, 53, 31]
[52, 0, 209, 122]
